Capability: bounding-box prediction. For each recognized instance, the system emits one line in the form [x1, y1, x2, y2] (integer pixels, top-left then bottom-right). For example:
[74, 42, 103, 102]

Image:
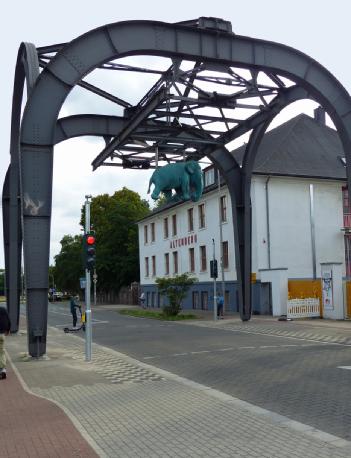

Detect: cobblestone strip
[27, 327, 351, 458]
[183, 320, 351, 345]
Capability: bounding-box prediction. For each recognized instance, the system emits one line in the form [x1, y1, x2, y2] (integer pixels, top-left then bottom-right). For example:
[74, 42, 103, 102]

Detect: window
[200, 245, 207, 271]
[164, 253, 169, 275]
[222, 241, 229, 269]
[198, 204, 205, 229]
[187, 208, 194, 232]
[144, 225, 148, 244]
[173, 251, 178, 274]
[151, 222, 155, 242]
[192, 291, 199, 310]
[201, 291, 208, 310]
[145, 257, 149, 277]
[220, 195, 227, 222]
[189, 247, 195, 272]
[152, 255, 156, 276]
[172, 214, 177, 236]
[204, 168, 215, 187]
[163, 217, 169, 239]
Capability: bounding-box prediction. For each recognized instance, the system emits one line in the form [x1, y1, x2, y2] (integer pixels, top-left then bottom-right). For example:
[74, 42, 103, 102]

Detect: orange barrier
[345, 281, 351, 318]
[288, 279, 323, 317]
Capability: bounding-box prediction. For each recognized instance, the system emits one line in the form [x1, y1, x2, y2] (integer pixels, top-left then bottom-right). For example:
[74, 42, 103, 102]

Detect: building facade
[138, 113, 350, 314]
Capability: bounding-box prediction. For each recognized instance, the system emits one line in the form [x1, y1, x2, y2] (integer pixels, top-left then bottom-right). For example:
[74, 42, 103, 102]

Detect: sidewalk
[0, 351, 98, 457]
[3, 316, 351, 457]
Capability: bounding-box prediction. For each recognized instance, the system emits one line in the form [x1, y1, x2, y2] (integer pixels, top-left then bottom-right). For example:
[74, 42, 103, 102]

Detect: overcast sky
[1, 0, 351, 269]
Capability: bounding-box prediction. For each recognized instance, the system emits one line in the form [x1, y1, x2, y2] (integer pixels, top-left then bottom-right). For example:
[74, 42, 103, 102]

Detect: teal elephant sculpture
[147, 161, 204, 203]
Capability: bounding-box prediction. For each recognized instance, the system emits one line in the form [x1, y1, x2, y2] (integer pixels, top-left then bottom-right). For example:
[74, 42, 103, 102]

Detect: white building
[138, 112, 350, 314]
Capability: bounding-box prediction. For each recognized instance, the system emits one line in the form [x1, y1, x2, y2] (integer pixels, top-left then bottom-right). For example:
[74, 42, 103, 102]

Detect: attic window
[340, 157, 346, 166]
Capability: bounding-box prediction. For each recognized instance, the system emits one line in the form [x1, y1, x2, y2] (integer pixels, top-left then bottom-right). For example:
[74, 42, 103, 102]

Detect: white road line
[337, 366, 351, 370]
[190, 350, 211, 354]
[238, 346, 255, 349]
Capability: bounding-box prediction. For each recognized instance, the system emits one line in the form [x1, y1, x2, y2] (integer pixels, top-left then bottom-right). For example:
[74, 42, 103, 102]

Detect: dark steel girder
[2, 43, 39, 336]
[14, 18, 351, 357]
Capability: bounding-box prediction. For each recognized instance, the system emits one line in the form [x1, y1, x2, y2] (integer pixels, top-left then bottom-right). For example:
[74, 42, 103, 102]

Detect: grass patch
[118, 309, 198, 321]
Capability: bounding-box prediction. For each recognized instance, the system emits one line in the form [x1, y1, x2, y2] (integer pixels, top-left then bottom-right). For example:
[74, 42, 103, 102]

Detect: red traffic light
[86, 235, 95, 245]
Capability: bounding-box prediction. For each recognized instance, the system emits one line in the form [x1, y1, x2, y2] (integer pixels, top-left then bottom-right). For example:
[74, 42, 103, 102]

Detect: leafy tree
[80, 187, 150, 292]
[156, 273, 197, 316]
[53, 235, 84, 293]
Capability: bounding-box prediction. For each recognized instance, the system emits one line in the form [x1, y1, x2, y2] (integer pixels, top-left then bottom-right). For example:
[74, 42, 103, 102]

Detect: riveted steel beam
[2, 43, 39, 336]
[14, 19, 351, 356]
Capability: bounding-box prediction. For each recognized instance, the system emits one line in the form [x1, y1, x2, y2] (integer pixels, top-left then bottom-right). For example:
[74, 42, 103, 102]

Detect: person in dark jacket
[0, 306, 11, 380]
[70, 295, 81, 329]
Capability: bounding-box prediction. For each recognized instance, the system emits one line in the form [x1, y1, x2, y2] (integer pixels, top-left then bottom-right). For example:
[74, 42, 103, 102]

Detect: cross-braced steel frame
[3, 17, 351, 356]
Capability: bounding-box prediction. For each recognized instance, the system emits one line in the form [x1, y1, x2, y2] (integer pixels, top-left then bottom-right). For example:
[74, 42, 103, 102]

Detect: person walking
[0, 306, 11, 380]
[139, 292, 146, 309]
[70, 295, 81, 329]
[217, 293, 224, 319]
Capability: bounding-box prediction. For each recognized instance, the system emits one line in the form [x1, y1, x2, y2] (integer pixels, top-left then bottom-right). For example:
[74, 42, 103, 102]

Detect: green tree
[53, 235, 84, 293]
[80, 187, 150, 292]
[156, 273, 197, 316]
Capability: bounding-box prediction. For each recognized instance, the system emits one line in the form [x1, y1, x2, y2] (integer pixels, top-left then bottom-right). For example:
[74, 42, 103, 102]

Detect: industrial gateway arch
[3, 17, 351, 356]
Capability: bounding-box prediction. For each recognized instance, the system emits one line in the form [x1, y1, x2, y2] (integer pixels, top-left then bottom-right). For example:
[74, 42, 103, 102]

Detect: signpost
[84, 195, 92, 362]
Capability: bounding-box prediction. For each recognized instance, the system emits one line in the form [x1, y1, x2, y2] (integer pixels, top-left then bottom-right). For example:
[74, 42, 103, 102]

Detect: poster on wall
[321, 268, 333, 310]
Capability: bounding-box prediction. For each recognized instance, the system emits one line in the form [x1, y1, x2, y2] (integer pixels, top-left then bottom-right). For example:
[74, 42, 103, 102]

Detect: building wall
[139, 175, 346, 312]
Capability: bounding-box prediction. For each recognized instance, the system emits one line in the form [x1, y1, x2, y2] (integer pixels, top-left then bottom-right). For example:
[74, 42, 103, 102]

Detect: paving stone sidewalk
[0, 356, 98, 457]
[5, 324, 351, 458]
[183, 316, 351, 345]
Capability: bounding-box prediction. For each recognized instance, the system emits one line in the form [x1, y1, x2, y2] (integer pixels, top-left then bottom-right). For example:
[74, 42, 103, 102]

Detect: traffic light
[210, 260, 218, 278]
[84, 233, 96, 271]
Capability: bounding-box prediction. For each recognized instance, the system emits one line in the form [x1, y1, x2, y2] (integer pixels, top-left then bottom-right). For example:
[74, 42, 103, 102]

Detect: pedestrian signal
[84, 233, 96, 271]
[210, 260, 218, 278]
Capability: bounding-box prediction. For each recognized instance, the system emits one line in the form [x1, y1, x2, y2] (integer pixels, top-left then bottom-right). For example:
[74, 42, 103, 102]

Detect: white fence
[287, 298, 320, 318]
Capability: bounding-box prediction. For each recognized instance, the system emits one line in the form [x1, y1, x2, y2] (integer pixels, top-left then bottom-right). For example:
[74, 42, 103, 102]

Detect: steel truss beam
[6, 18, 351, 356]
[2, 43, 39, 335]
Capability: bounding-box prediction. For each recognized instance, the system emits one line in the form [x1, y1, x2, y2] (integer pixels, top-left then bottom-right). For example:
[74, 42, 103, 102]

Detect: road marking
[190, 350, 211, 354]
[338, 366, 351, 370]
[55, 320, 108, 328]
[142, 342, 342, 361]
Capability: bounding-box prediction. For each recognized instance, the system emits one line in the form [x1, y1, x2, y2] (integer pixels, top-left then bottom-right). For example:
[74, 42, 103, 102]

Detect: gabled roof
[139, 113, 346, 222]
[232, 113, 345, 180]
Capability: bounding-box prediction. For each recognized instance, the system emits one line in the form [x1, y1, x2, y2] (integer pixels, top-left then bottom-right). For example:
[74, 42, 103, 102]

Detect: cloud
[50, 136, 152, 263]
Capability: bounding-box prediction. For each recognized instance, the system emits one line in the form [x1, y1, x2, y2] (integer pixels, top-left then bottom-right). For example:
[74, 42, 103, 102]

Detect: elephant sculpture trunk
[147, 160, 204, 203]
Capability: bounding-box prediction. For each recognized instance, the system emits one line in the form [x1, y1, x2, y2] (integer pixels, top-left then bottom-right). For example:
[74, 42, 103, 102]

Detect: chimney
[314, 106, 326, 125]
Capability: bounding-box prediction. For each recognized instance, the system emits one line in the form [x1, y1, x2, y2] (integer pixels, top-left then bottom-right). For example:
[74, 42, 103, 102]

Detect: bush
[155, 273, 196, 316]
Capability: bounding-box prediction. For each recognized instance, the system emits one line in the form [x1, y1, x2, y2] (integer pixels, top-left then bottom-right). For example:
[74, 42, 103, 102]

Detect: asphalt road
[46, 302, 351, 441]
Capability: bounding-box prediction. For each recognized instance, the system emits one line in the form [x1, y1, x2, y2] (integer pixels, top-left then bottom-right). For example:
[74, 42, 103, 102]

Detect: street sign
[80, 277, 86, 289]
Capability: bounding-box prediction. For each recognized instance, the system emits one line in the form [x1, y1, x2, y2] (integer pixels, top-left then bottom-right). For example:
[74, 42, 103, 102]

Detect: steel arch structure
[3, 17, 351, 356]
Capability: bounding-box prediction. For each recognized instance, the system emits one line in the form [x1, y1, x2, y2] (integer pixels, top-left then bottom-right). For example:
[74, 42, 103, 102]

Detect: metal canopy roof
[37, 17, 297, 171]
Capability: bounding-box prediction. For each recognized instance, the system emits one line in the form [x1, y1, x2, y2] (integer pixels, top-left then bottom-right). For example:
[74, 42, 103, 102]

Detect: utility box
[320, 262, 344, 320]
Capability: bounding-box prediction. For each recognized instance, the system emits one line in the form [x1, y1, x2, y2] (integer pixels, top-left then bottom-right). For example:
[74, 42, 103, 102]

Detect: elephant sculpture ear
[185, 161, 196, 174]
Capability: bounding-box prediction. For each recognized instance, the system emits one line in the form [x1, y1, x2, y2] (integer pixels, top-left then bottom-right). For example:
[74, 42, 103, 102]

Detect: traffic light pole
[85, 195, 92, 362]
[212, 238, 217, 321]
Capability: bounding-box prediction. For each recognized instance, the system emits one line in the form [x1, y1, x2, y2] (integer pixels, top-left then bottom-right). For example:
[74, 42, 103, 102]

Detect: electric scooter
[64, 306, 86, 333]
